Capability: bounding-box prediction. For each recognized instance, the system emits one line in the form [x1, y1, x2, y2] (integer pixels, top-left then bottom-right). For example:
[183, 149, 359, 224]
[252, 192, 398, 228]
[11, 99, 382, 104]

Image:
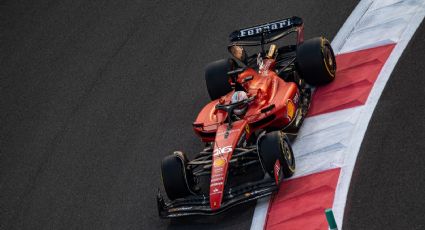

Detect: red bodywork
[193, 59, 300, 210]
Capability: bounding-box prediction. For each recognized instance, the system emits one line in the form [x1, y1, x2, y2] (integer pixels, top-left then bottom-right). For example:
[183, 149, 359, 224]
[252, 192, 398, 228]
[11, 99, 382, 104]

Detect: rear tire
[205, 59, 234, 100]
[258, 131, 296, 180]
[161, 151, 194, 200]
[296, 37, 336, 85]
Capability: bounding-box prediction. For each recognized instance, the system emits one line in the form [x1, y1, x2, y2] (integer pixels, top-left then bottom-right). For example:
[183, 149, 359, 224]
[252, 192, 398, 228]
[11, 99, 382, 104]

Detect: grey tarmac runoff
[3, 1, 423, 230]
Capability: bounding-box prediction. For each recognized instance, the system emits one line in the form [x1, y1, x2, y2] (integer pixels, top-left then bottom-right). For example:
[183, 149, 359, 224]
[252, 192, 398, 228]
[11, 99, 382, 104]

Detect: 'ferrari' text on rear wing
[229, 16, 303, 45]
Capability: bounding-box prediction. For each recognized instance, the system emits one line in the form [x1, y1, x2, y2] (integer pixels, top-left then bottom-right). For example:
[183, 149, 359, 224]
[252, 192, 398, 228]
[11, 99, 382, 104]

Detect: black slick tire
[296, 37, 336, 85]
[161, 151, 194, 200]
[258, 131, 296, 180]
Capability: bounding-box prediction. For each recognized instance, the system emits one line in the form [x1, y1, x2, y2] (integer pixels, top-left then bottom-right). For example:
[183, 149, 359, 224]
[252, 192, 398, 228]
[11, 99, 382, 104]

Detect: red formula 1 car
[157, 16, 336, 218]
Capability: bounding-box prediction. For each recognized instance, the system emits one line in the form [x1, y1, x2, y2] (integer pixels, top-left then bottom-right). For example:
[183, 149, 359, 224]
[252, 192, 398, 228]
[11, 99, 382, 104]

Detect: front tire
[258, 131, 296, 181]
[161, 151, 195, 200]
[296, 37, 336, 85]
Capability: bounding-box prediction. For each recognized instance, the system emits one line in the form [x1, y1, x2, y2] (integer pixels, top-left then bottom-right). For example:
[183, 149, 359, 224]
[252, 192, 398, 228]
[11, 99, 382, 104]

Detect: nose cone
[210, 189, 223, 210]
[209, 120, 248, 210]
[209, 158, 227, 210]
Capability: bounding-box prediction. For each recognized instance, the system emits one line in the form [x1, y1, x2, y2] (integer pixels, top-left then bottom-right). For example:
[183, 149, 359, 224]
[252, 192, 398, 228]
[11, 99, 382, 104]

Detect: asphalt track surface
[4, 0, 422, 230]
[343, 21, 425, 230]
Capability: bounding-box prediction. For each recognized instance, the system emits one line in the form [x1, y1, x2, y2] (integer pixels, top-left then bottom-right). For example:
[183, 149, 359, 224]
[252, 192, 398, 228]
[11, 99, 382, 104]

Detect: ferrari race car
[157, 16, 336, 218]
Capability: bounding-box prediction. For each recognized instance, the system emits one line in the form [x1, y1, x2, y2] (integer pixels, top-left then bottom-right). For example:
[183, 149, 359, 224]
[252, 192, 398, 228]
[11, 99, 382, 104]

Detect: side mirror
[261, 104, 275, 113]
[227, 67, 246, 76]
[242, 75, 253, 83]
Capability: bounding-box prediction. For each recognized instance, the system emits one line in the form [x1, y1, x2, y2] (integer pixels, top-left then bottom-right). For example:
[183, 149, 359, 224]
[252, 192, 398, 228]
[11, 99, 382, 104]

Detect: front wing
[157, 176, 277, 218]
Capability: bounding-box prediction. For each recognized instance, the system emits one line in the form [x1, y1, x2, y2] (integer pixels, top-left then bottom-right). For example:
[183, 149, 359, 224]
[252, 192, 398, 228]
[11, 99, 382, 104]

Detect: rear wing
[228, 16, 304, 46]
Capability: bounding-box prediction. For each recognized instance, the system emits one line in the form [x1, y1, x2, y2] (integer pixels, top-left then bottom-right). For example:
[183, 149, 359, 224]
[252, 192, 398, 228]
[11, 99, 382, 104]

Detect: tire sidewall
[257, 131, 295, 181]
[161, 152, 194, 200]
[296, 37, 336, 85]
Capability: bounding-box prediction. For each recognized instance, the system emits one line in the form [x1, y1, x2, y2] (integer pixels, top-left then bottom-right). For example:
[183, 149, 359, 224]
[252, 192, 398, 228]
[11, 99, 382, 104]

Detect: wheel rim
[283, 141, 294, 166]
[323, 44, 336, 76]
[280, 135, 295, 171]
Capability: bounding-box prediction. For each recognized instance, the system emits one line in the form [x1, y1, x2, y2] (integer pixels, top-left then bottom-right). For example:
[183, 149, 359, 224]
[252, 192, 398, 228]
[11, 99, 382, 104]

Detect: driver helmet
[231, 91, 249, 116]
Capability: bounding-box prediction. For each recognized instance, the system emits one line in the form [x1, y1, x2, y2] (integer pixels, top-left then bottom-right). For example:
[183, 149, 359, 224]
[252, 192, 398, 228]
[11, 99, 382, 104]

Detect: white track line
[250, 0, 425, 229]
[333, 1, 425, 227]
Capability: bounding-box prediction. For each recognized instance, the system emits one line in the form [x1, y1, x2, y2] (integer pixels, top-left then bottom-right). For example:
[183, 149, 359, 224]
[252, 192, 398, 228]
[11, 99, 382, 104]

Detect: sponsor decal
[274, 160, 281, 185]
[245, 125, 250, 134]
[210, 182, 224, 187]
[211, 187, 222, 195]
[213, 158, 226, 167]
[212, 170, 223, 175]
[286, 100, 296, 120]
[293, 92, 299, 104]
[260, 60, 272, 75]
[213, 168, 223, 173]
[212, 171, 224, 178]
[257, 54, 264, 69]
[213, 145, 233, 156]
[239, 18, 292, 38]
[211, 177, 223, 183]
